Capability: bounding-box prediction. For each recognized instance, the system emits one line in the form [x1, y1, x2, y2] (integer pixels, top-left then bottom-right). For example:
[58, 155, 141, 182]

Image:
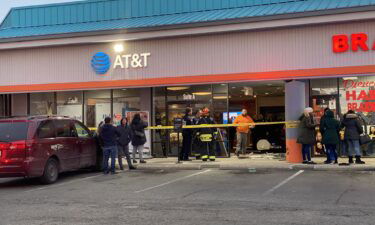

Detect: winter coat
[297, 114, 316, 145]
[116, 124, 132, 146]
[340, 113, 363, 140]
[99, 124, 120, 147]
[320, 111, 340, 145]
[197, 116, 215, 134]
[131, 121, 148, 146]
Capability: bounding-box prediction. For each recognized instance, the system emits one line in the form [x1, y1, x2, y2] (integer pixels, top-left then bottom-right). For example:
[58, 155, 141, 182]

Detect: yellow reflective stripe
[209, 156, 216, 159]
[201, 155, 208, 159]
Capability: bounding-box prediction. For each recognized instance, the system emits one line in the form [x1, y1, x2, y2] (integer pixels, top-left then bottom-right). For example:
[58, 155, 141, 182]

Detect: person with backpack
[130, 113, 148, 164]
[340, 110, 365, 164]
[117, 117, 136, 170]
[297, 107, 316, 164]
[320, 109, 340, 164]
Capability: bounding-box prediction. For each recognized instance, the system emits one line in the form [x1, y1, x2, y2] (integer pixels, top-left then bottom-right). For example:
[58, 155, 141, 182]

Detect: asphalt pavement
[0, 169, 375, 225]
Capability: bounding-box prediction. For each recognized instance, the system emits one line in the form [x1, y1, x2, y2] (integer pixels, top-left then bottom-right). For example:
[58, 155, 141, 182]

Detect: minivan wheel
[40, 158, 59, 184]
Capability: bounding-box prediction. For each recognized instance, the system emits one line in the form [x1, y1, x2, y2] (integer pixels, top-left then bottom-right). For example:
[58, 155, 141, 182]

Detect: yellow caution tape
[89, 121, 300, 131]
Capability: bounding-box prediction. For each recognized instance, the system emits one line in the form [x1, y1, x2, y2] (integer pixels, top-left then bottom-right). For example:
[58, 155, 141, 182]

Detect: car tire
[40, 158, 59, 184]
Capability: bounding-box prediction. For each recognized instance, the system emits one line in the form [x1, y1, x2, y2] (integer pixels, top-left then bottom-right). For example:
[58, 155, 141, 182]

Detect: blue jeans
[325, 144, 338, 162]
[103, 146, 118, 173]
[302, 144, 312, 162]
[346, 140, 361, 156]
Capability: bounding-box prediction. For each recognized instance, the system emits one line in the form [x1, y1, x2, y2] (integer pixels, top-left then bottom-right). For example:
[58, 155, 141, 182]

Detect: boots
[348, 156, 354, 164]
[355, 156, 365, 164]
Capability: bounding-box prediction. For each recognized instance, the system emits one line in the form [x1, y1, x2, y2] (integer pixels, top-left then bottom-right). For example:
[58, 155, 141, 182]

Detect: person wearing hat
[196, 107, 216, 161]
[297, 107, 317, 164]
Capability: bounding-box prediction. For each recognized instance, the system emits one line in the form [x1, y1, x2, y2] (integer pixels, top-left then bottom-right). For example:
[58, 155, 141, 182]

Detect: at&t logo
[91, 52, 111, 75]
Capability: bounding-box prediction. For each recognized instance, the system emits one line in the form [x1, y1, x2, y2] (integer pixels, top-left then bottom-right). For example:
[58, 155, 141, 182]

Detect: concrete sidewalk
[132, 154, 375, 171]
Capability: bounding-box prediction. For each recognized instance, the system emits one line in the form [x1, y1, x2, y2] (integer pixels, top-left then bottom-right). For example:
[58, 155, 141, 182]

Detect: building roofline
[1, 5, 375, 46]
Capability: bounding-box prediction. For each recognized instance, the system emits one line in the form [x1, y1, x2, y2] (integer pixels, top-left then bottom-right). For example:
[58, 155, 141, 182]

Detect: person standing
[181, 108, 193, 161]
[321, 110, 340, 164]
[319, 107, 330, 163]
[340, 110, 365, 164]
[233, 109, 255, 157]
[197, 107, 216, 161]
[99, 117, 120, 174]
[297, 107, 316, 164]
[192, 109, 203, 160]
[131, 113, 148, 164]
[117, 117, 136, 170]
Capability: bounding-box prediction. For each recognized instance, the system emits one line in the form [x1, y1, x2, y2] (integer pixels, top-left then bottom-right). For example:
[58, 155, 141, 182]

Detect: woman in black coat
[340, 110, 365, 164]
[297, 107, 316, 164]
[117, 118, 136, 170]
[131, 113, 148, 164]
[321, 110, 340, 164]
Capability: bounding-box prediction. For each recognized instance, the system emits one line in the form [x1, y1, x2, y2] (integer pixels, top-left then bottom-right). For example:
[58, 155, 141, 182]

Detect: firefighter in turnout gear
[196, 107, 217, 161]
[192, 109, 203, 160]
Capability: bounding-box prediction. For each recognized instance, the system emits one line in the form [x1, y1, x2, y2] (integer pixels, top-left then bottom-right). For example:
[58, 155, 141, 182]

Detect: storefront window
[30, 93, 56, 116]
[84, 90, 111, 128]
[113, 89, 141, 125]
[229, 82, 285, 152]
[153, 87, 168, 157]
[339, 76, 375, 156]
[56, 91, 83, 121]
[310, 78, 338, 123]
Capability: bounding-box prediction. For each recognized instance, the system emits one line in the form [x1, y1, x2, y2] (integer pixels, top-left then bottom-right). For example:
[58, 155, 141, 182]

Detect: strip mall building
[1, 0, 375, 162]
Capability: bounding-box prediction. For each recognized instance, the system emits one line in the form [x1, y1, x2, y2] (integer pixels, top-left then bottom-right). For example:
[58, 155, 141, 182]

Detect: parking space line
[263, 170, 304, 196]
[135, 169, 212, 194]
[24, 174, 103, 193]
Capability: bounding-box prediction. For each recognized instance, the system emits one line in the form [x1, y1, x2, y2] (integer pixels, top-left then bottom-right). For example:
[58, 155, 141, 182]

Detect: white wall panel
[1, 20, 375, 90]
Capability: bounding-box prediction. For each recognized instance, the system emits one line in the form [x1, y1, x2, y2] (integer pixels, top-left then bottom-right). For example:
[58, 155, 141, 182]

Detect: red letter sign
[351, 33, 369, 52]
[332, 35, 349, 53]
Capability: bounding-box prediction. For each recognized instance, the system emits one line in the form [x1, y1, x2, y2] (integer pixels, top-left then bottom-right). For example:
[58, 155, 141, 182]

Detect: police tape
[89, 121, 300, 131]
[147, 121, 300, 130]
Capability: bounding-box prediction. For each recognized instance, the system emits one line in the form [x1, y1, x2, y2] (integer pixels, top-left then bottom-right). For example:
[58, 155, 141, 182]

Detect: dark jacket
[297, 114, 316, 145]
[340, 113, 363, 140]
[182, 114, 193, 136]
[100, 124, 120, 147]
[117, 124, 132, 146]
[197, 116, 215, 134]
[131, 121, 148, 146]
[321, 111, 340, 145]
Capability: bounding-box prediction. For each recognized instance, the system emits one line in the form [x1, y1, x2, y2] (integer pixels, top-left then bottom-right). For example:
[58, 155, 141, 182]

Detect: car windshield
[0, 122, 29, 142]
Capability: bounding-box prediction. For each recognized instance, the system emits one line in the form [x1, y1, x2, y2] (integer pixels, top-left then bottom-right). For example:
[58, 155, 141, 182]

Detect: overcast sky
[0, 0, 82, 23]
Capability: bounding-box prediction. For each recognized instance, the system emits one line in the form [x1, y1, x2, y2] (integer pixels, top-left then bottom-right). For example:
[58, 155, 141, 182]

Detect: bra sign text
[332, 33, 375, 53]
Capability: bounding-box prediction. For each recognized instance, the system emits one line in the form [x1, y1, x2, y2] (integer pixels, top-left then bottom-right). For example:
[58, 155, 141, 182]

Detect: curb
[133, 163, 375, 172]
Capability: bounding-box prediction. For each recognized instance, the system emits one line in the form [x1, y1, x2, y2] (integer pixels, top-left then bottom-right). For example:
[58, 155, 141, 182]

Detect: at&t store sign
[91, 51, 151, 75]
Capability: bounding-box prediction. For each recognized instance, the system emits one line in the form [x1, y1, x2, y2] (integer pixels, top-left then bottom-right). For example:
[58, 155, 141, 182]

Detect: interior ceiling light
[342, 77, 358, 80]
[193, 92, 211, 96]
[167, 87, 189, 91]
[242, 87, 253, 96]
[213, 96, 227, 99]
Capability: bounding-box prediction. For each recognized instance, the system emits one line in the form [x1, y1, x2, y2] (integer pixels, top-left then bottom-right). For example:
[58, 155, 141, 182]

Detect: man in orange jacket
[233, 109, 255, 157]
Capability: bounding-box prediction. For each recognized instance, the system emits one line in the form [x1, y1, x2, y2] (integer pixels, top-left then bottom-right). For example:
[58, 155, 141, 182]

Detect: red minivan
[0, 116, 101, 184]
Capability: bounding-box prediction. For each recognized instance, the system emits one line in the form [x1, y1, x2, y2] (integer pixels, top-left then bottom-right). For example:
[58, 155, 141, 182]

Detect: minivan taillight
[0, 140, 27, 163]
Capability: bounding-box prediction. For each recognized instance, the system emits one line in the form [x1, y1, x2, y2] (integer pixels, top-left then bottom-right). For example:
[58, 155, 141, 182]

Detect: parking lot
[1, 169, 375, 225]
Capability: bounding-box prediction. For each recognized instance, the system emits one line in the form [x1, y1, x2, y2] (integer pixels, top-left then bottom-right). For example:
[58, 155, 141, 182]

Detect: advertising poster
[126, 111, 152, 159]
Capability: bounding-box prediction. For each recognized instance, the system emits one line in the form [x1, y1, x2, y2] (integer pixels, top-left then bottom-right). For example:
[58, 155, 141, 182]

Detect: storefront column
[285, 80, 308, 163]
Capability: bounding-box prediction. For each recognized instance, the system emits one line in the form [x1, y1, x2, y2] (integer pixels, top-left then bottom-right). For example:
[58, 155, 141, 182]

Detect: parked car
[0, 116, 102, 184]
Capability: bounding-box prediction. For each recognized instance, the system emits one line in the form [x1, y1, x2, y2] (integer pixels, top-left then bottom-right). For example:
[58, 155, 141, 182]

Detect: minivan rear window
[0, 122, 28, 142]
